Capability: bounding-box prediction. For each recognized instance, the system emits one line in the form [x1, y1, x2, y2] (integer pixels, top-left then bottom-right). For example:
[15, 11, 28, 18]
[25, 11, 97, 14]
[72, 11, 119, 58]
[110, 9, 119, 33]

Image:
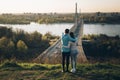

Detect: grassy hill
[0, 61, 120, 80]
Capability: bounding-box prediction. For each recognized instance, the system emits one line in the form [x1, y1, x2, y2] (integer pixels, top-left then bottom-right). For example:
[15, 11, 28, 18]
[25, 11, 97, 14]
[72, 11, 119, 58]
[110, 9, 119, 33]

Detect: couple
[61, 29, 78, 73]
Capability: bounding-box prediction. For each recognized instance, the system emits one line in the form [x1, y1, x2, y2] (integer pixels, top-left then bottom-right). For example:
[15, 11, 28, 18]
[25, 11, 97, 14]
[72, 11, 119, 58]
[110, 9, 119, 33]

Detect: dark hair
[70, 32, 75, 39]
[65, 29, 69, 34]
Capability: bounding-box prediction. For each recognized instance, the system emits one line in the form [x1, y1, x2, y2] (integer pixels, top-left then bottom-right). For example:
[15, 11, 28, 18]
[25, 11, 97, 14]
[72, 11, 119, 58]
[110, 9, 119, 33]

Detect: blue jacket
[61, 33, 76, 53]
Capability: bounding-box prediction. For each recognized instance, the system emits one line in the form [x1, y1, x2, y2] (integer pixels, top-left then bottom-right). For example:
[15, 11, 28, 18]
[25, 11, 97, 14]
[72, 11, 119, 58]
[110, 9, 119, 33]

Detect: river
[0, 22, 120, 36]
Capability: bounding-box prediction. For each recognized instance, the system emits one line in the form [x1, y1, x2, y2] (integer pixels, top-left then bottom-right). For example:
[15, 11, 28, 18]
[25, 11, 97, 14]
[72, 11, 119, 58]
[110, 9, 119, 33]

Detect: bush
[17, 40, 28, 53]
[0, 37, 15, 59]
[82, 34, 120, 63]
[0, 27, 57, 61]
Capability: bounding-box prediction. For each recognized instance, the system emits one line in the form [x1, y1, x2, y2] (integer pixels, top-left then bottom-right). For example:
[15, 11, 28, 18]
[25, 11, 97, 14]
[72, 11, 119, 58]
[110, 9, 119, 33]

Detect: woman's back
[69, 41, 78, 53]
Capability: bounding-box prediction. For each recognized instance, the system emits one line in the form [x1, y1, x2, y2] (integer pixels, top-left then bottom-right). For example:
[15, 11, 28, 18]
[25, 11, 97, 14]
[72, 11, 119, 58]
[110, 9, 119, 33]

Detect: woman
[63, 32, 78, 73]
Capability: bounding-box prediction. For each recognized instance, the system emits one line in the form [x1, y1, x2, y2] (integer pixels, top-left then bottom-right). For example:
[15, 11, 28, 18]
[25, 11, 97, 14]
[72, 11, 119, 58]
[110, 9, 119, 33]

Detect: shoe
[61, 70, 65, 72]
[71, 68, 76, 73]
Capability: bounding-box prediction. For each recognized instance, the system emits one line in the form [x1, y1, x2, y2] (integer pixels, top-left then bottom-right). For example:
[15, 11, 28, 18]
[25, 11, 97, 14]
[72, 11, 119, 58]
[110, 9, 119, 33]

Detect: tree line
[82, 34, 120, 58]
[0, 27, 59, 62]
[0, 12, 120, 24]
[0, 27, 119, 62]
[82, 12, 120, 24]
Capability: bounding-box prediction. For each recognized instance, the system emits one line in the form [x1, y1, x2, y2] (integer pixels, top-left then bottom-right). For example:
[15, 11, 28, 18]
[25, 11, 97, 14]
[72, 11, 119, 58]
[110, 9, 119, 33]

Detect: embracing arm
[62, 42, 71, 48]
[69, 36, 76, 42]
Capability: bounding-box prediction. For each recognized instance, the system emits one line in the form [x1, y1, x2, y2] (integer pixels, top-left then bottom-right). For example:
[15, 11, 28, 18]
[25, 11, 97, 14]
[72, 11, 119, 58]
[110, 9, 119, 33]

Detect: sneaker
[61, 70, 65, 72]
[71, 69, 76, 73]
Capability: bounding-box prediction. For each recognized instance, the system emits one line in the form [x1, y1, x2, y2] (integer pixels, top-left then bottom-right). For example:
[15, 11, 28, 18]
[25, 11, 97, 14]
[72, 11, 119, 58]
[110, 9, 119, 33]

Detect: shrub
[17, 40, 28, 53]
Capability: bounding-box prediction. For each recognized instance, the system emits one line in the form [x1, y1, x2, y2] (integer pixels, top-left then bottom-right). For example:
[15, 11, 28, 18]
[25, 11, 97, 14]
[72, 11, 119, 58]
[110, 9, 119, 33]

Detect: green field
[0, 62, 120, 80]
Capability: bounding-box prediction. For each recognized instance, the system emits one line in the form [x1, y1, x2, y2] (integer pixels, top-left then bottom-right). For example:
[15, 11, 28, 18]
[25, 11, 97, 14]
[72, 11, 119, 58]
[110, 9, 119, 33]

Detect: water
[0, 22, 120, 36]
[0, 22, 72, 36]
[84, 24, 120, 36]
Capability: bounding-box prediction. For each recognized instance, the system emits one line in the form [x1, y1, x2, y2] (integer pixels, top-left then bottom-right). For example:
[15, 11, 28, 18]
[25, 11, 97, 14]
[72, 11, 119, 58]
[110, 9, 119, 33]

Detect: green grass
[0, 62, 120, 80]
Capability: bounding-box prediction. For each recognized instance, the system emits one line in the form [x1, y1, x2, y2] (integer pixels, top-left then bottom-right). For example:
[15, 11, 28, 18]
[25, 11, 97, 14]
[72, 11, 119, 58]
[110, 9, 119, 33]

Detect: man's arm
[62, 32, 64, 38]
[69, 35, 77, 42]
[62, 42, 70, 48]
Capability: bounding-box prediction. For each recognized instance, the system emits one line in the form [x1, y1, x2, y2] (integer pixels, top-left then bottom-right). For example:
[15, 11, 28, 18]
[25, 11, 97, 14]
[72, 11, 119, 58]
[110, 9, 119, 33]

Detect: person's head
[65, 29, 69, 34]
[70, 32, 75, 39]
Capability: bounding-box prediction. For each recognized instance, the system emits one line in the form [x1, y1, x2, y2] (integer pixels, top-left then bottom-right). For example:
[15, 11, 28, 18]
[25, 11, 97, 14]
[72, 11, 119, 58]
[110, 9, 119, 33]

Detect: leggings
[71, 50, 78, 70]
[62, 52, 70, 71]
[71, 53, 77, 70]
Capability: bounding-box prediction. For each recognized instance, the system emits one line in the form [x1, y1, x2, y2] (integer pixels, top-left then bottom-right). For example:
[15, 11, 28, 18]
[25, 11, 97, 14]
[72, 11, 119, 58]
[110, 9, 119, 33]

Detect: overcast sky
[0, 0, 120, 13]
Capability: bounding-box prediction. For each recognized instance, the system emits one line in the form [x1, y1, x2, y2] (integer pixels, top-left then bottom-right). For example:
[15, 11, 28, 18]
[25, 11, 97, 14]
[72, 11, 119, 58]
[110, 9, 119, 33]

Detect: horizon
[0, 12, 120, 14]
[0, 0, 120, 13]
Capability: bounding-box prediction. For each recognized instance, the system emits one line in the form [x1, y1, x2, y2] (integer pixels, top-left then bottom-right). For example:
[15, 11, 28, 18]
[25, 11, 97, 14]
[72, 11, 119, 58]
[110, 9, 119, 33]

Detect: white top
[63, 41, 78, 51]
[69, 41, 78, 51]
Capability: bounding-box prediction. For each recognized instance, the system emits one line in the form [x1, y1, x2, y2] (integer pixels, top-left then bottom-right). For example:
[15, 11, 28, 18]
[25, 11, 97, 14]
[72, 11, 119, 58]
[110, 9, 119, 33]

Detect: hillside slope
[0, 62, 120, 80]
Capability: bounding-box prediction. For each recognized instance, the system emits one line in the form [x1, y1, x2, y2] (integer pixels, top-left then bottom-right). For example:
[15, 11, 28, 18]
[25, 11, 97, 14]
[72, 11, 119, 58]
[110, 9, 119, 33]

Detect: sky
[0, 0, 120, 13]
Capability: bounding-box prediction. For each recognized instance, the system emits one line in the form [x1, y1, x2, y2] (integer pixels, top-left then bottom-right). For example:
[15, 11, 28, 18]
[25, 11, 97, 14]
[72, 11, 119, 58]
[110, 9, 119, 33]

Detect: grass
[0, 61, 120, 80]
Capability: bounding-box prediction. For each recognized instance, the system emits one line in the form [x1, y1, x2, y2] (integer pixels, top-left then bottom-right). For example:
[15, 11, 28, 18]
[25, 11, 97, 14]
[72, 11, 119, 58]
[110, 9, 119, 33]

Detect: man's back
[61, 34, 70, 52]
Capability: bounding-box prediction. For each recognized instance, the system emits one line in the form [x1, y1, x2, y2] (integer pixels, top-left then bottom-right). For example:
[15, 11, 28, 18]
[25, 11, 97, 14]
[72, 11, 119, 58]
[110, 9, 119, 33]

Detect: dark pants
[62, 52, 70, 71]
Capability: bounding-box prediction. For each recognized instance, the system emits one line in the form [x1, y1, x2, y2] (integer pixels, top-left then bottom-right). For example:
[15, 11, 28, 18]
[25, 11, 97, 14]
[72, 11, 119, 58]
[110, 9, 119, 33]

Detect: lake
[0, 22, 120, 36]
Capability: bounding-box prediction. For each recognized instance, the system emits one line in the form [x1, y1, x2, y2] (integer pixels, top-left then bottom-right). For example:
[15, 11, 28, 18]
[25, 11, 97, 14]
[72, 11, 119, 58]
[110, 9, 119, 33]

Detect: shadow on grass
[0, 61, 24, 70]
[30, 65, 48, 70]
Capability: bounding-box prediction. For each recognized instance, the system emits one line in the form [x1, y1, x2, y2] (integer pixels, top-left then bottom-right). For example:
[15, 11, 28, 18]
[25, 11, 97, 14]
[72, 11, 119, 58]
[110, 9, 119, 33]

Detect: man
[61, 29, 76, 72]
